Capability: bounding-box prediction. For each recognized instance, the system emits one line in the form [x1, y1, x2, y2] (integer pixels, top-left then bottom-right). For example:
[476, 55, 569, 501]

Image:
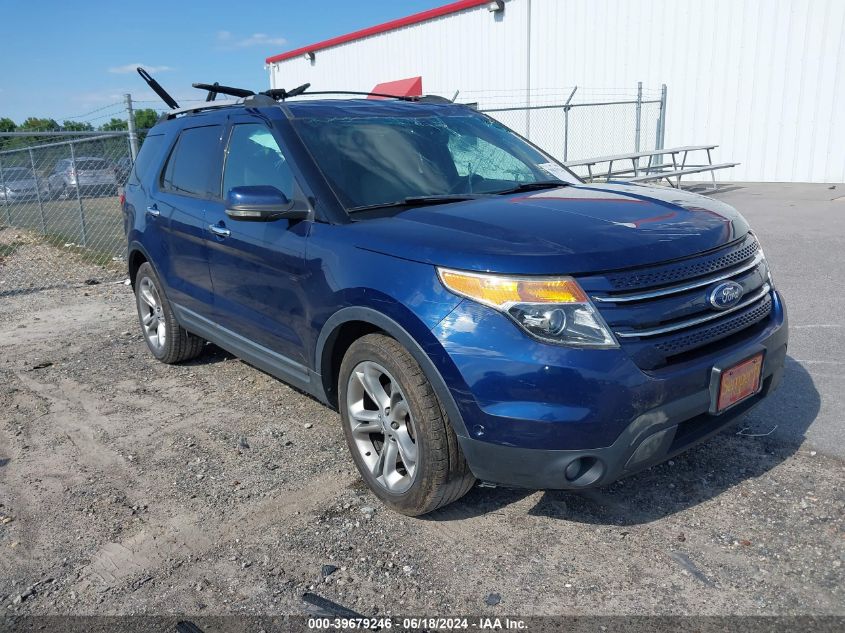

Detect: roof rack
[138, 66, 458, 117]
[191, 81, 313, 102]
[160, 100, 241, 121]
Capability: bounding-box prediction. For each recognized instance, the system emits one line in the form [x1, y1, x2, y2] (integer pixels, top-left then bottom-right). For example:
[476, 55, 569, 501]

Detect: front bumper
[431, 290, 788, 490]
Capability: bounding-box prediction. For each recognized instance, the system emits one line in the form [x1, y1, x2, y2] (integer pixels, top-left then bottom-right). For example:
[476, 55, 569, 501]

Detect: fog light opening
[563, 456, 604, 486]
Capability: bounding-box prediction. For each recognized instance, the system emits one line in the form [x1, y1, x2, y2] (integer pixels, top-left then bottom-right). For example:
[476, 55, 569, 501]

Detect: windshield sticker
[537, 162, 570, 180]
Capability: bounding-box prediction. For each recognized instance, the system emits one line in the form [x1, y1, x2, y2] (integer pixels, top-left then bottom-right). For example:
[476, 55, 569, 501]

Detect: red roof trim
[266, 0, 490, 64]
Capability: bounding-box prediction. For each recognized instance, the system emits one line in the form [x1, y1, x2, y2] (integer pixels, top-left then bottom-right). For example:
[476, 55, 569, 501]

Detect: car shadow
[423, 356, 820, 525]
[182, 343, 235, 366]
[189, 344, 334, 409]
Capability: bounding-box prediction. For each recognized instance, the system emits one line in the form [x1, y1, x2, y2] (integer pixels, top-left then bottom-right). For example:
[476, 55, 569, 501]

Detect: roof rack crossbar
[137, 67, 180, 109]
[192, 83, 255, 99]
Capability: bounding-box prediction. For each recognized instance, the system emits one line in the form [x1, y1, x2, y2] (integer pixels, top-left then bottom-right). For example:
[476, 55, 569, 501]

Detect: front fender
[315, 304, 470, 439]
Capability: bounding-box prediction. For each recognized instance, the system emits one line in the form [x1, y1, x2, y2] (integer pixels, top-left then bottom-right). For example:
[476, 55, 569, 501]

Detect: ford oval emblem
[708, 281, 744, 310]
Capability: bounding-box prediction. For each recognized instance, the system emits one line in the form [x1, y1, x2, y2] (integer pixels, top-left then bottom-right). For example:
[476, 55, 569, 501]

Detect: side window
[222, 123, 294, 199]
[161, 125, 222, 197]
[128, 134, 165, 186]
[448, 134, 534, 182]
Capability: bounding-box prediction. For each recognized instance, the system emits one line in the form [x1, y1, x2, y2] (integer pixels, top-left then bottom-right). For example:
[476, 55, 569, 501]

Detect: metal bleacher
[564, 145, 739, 189]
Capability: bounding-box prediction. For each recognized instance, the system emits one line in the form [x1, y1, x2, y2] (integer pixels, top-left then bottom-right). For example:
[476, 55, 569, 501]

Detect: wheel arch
[127, 240, 157, 291]
[316, 306, 469, 439]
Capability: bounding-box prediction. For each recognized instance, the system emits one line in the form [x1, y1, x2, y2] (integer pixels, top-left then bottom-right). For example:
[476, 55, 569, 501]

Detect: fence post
[657, 83, 667, 151]
[650, 83, 668, 175]
[125, 93, 139, 161]
[28, 148, 48, 234]
[634, 81, 643, 176]
[0, 155, 10, 225]
[562, 86, 578, 162]
[68, 141, 88, 247]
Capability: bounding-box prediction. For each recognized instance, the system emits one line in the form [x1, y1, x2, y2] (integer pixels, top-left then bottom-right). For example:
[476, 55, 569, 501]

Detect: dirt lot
[0, 183, 843, 620]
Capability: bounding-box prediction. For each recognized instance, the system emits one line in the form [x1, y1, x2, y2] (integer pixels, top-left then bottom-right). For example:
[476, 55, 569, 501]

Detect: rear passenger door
[154, 123, 224, 317]
[205, 115, 312, 366]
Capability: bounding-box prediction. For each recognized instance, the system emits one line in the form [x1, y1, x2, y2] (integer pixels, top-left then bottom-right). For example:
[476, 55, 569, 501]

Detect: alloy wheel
[138, 277, 166, 352]
[346, 360, 418, 493]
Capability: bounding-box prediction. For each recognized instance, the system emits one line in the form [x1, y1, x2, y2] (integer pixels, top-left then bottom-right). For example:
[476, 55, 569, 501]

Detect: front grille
[580, 235, 774, 369]
[653, 294, 772, 356]
[605, 237, 759, 291]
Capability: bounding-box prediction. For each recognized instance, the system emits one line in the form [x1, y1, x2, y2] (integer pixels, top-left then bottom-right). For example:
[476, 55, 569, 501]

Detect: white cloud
[72, 90, 127, 104]
[109, 63, 174, 74]
[216, 31, 286, 49]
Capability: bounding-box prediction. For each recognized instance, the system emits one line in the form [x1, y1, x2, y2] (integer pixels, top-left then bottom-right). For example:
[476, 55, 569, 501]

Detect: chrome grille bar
[593, 251, 765, 304]
[615, 284, 772, 339]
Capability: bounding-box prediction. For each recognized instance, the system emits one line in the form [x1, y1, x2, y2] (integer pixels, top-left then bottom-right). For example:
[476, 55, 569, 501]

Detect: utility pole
[125, 93, 139, 161]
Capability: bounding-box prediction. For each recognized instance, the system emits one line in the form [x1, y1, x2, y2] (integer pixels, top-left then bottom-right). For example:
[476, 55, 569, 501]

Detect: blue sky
[0, 0, 445, 124]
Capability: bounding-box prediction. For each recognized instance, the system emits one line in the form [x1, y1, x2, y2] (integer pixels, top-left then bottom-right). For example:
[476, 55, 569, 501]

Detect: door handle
[209, 224, 231, 238]
[145, 205, 160, 217]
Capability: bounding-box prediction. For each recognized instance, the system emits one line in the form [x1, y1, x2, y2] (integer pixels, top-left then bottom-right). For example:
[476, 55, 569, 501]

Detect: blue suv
[123, 96, 787, 515]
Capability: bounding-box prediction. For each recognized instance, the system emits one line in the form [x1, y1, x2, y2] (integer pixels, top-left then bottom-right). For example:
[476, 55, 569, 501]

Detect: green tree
[101, 118, 128, 131]
[20, 117, 59, 132]
[0, 117, 15, 150]
[0, 117, 59, 152]
[61, 120, 94, 132]
[133, 108, 159, 131]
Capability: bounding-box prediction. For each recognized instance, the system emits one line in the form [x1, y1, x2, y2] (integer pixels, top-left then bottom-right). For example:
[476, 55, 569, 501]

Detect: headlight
[760, 250, 774, 288]
[438, 268, 618, 348]
[751, 233, 774, 288]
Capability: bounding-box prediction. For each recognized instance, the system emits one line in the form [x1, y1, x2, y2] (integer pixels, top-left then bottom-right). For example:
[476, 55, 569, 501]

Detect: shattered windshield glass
[292, 110, 577, 211]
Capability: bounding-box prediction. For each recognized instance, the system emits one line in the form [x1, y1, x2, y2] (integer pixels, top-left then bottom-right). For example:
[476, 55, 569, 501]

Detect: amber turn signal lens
[438, 269, 588, 307]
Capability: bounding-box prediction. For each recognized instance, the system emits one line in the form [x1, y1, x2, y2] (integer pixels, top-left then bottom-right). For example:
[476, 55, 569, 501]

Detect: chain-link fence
[0, 131, 143, 295]
[473, 84, 667, 179]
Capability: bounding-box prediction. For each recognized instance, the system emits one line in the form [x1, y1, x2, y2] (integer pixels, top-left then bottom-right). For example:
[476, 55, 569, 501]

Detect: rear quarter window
[160, 125, 223, 197]
[128, 134, 165, 187]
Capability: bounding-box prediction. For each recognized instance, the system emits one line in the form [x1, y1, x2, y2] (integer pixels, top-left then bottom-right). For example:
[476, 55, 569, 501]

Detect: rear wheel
[135, 262, 205, 364]
[339, 333, 475, 515]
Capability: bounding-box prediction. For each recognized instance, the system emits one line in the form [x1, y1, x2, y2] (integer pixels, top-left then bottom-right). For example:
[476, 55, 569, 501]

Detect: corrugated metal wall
[269, 0, 845, 183]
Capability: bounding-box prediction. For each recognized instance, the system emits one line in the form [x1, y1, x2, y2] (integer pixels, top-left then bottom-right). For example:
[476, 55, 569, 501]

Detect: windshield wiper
[348, 194, 485, 213]
[493, 180, 570, 195]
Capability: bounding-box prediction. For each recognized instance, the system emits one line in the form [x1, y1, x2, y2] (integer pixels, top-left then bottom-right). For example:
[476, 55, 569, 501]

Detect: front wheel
[339, 333, 475, 516]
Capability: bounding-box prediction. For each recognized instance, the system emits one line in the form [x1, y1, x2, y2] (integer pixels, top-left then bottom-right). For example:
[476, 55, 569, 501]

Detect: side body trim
[171, 303, 324, 400]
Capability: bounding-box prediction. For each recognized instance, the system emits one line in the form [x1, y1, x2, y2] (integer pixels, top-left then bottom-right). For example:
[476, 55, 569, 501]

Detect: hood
[349, 182, 750, 275]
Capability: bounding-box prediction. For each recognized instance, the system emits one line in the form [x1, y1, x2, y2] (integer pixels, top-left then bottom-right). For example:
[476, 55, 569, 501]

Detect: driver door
[205, 115, 312, 367]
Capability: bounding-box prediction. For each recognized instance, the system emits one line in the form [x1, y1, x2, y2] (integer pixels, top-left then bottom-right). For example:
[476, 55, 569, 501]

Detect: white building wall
[269, 0, 845, 183]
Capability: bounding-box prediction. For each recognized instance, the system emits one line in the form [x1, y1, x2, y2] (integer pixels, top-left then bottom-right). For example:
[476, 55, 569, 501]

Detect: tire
[339, 333, 475, 516]
[134, 262, 206, 364]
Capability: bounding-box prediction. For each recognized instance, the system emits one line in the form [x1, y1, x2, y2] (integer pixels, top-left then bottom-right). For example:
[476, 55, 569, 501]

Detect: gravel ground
[0, 184, 843, 620]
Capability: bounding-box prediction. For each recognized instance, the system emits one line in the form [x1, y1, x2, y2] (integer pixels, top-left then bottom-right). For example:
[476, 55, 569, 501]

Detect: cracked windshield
[294, 111, 577, 210]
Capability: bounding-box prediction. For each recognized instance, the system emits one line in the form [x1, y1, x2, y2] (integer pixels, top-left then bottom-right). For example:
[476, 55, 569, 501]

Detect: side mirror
[224, 185, 308, 221]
